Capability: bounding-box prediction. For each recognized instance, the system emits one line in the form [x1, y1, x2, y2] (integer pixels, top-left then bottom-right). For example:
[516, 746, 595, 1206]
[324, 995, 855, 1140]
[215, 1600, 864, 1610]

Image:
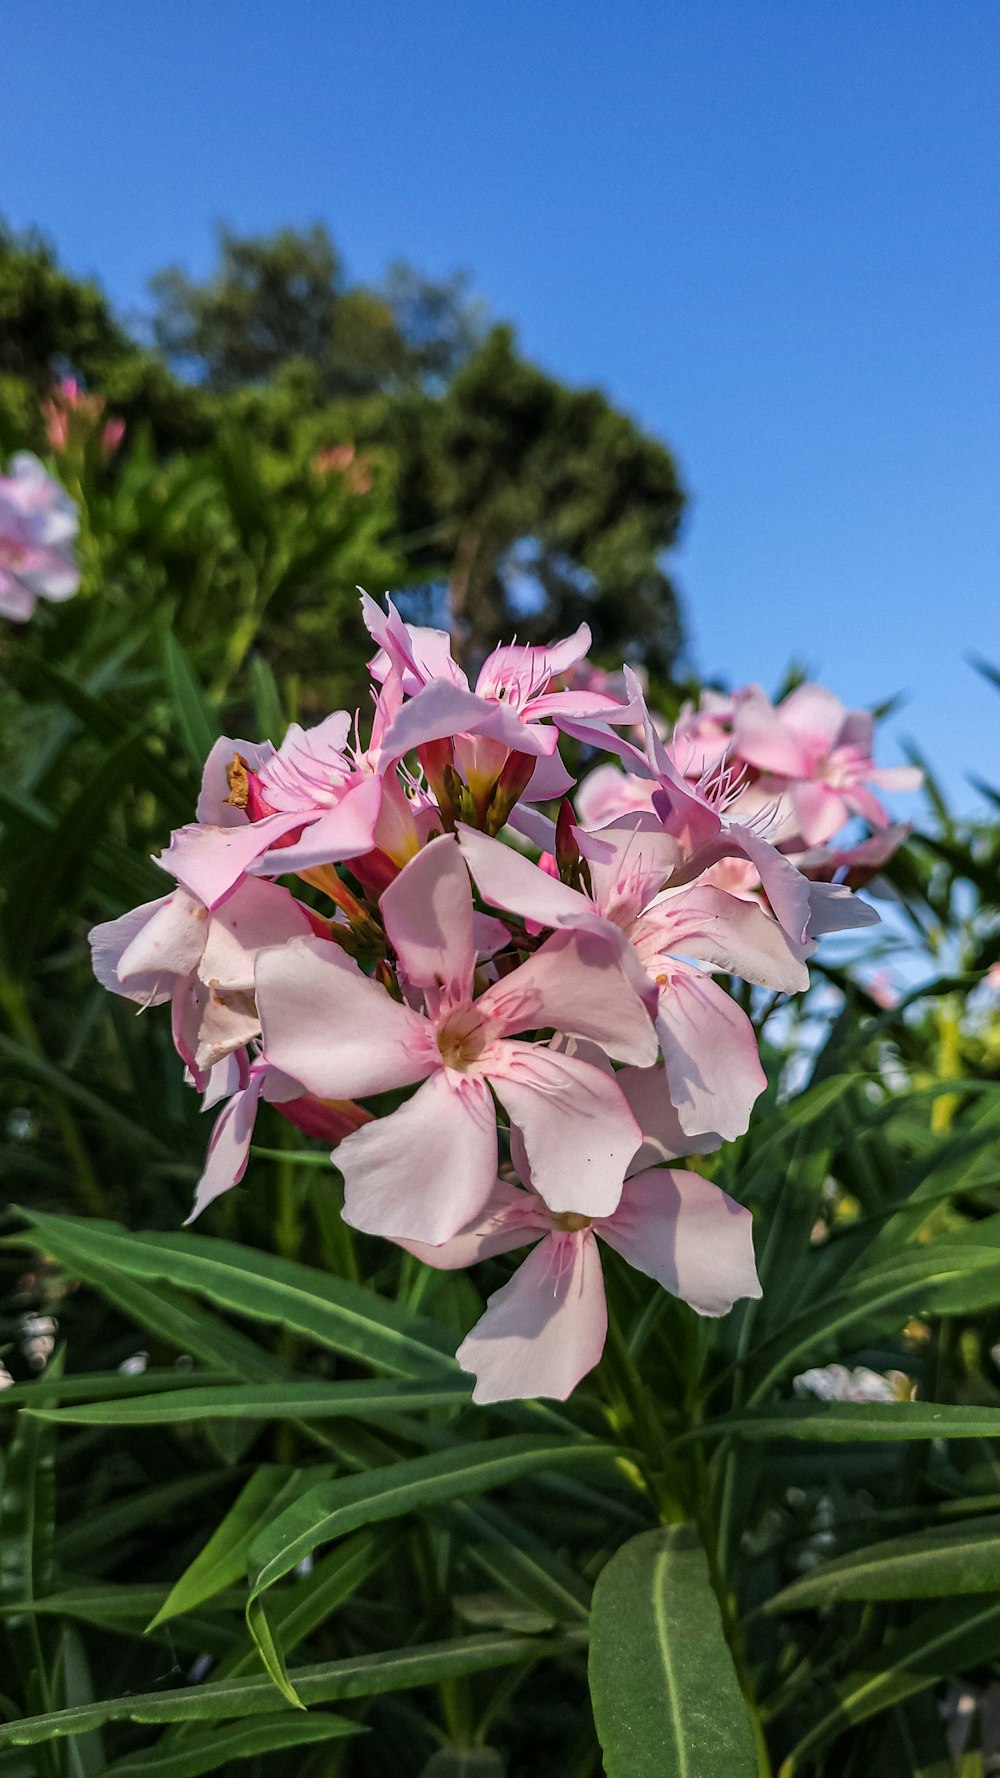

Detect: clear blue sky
[5, 2, 998, 812]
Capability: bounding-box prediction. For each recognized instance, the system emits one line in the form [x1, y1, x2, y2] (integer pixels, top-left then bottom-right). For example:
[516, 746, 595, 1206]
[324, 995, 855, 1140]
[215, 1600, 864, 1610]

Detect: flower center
[435, 1007, 486, 1071]
[552, 1211, 593, 1232]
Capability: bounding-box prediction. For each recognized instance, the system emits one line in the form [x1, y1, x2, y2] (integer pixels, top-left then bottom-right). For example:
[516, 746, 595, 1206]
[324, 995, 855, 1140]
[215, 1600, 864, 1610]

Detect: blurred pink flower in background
[311, 442, 374, 494]
[43, 377, 125, 457]
[0, 453, 81, 621]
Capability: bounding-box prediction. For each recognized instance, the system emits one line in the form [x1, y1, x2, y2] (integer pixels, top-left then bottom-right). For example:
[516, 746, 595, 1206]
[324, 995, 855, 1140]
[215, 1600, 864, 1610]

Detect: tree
[388, 326, 686, 675]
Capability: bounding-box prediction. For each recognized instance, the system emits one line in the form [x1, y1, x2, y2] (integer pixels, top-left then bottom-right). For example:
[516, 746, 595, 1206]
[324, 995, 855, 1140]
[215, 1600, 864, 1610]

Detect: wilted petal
[339, 1071, 498, 1244]
[185, 1068, 266, 1224]
[257, 936, 433, 1098]
[487, 1041, 640, 1216]
[457, 1231, 607, 1403]
[89, 896, 175, 1004]
[598, 1168, 761, 1315]
[196, 736, 276, 827]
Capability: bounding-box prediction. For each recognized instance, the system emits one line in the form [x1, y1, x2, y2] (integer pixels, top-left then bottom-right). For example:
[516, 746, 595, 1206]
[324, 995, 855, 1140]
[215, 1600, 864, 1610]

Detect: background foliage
[2, 218, 1000, 1778]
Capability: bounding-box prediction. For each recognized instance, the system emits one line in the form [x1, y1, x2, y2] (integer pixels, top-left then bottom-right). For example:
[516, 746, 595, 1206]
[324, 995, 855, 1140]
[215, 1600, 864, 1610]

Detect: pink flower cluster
[43, 378, 125, 459]
[0, 454, 81, 623]
[90, 597, 904, 1402]
[579, 680, 921, 888]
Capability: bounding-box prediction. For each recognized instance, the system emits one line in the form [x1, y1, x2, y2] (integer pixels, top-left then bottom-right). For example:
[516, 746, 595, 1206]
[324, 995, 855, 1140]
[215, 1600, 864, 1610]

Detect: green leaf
[771, 1514, 1000, 1608]
[679, 1400, 1000, 1444]
[103, 1712, 363, 1776]
[15, 1210, 456, 1378]
[247, 1436, 619, 1607]
[248, 654, 287, 745]
[0, 1584, 241, 1655]
[0, 1370, 234, 1410]
[588, 1526, 758, 1778]
[212, 1529, 395, 1681]
[149, 1467, 321, 1629]
[160, 629, 220, 767]
[780, 1596, 1000, 1771]
[0, 1351, 60, 1618]
[0, 1632, 574, 1748]
[27, 1378, 471, 1426]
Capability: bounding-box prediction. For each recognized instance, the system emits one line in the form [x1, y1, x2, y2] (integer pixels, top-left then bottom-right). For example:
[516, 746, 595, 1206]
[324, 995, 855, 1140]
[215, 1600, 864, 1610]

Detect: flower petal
[159, 812, 305, 908]
[89, 896, 175, 1004]
[397, 1176, 544, 1269]
[477, 925, 658, 1066]
[185, 1069, 266, 1224]
[653, 963, 766, 1140]
[379, 833, 475, 1000]
[617, 1062, 722, 1164]
[638, 884, 809, 993]
[339, 1071, 498, 1244]
[457, 824, 593, 928]
[198, 879, 313, 993]
[250, 775, 383, 875]
[488, 1041, 640, 1216]
[256, 936, 432, 1098]
[598, 1168, 761, 1315]
[457, 1231, 607, 1403]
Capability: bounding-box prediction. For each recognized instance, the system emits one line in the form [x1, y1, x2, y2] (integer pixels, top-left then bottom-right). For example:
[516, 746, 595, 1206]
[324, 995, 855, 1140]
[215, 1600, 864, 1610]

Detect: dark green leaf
[588, 1526, 758, 1778]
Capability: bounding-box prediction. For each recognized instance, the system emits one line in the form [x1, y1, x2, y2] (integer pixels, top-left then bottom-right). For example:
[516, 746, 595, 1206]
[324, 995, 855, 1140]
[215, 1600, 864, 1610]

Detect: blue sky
[4, 1, 998, 813]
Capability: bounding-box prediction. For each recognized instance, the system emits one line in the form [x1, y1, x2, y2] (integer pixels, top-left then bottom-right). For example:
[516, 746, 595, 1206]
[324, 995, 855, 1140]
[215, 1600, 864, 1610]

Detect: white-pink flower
[403, 1155, 760, 1403]
[89, 876, 314, 1083]
[255, 834, 658, 1245]
[732, 684, 922, 845]
[0, 454, 80, 622]
[457, 819, 806, 1140]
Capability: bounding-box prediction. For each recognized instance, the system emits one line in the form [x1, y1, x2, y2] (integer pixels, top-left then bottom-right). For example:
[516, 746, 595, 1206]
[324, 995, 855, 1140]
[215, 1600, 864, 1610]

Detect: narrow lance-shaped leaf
[101, 1712, 363, 1778]
[771, 1514, 1000, 1609]
[0, 1632, 578, 1749]
[245, 1437, 619, 1702]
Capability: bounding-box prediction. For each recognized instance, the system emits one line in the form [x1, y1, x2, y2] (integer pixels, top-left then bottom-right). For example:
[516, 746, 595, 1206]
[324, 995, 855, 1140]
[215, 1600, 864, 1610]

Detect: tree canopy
[0, 217, 686, 676]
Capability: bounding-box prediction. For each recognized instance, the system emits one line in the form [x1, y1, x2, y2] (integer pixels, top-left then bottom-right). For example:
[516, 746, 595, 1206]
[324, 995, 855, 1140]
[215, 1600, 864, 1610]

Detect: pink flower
[403, 1154, 760, 1403]
[159, 717, 387, 909]
[88, 876, 314, 1085]
[732, 685, 922, 846]
[457, 819, 807, 1140]
[362, 596, 644, 818]
[562, 673, 879, 963]
[255, 834, 658, 1246]
[0, 454, 80, 622]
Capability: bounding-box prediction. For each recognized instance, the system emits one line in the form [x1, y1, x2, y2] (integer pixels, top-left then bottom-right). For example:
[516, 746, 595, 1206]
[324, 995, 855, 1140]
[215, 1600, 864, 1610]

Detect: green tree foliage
[0, 217, 687, 678]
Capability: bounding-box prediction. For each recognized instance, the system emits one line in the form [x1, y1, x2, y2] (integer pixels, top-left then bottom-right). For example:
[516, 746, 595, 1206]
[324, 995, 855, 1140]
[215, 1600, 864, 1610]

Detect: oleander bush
[2, 229, 1000, 1778]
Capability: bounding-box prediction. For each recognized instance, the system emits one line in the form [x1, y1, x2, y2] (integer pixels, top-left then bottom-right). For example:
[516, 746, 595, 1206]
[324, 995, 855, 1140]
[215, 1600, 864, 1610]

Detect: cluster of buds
[0, 453, 81, 623]
[43, 377, 125, 460]
[90, 595, 915, 1401]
